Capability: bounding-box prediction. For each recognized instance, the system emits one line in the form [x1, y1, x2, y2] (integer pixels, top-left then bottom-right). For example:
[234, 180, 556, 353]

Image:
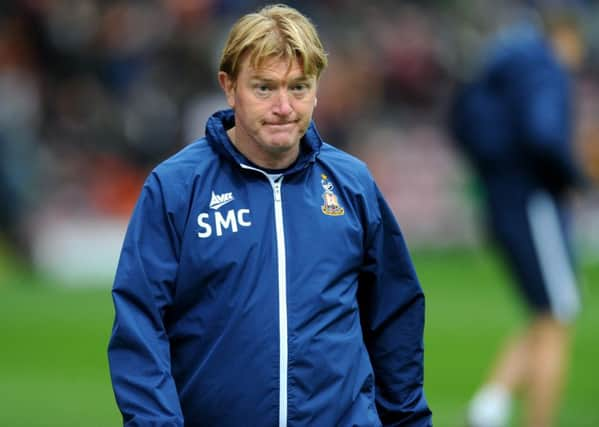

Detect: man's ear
[218, 71, 235, 108]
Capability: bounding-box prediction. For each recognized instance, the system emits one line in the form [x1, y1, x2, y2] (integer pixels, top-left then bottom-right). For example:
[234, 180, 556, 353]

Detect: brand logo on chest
[209, 191, 234, 210]
[198, 190, 252, 238]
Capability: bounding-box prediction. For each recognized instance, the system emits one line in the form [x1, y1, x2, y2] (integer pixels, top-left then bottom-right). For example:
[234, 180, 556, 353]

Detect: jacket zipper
[241, 166, 288, 427]
[272, 176, 288, 427]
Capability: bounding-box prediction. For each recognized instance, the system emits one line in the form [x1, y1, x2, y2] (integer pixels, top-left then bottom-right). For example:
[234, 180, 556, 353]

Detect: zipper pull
[273, 181, 282, 202]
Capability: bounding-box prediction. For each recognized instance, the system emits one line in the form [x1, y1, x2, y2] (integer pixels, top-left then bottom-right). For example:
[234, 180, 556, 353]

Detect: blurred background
[0, 0, 598, 426]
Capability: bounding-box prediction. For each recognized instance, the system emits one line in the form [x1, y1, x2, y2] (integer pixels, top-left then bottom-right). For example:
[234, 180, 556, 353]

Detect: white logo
[209, 191, 234, 210]
[197, 209, 252, 238]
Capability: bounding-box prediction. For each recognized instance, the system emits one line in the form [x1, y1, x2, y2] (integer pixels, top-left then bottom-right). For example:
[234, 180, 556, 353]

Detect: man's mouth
[266, 121, 295, 125]
[265, 122, 295, 129]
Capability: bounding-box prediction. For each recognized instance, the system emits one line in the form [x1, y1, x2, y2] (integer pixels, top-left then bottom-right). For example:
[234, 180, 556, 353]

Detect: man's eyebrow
[249, 75, 312, 83]
[290, 77, 312, 83]
[249, 76, 277, 82]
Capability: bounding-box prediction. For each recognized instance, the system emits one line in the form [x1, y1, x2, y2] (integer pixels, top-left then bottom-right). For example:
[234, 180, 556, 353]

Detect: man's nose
[272, 89, 293, 115]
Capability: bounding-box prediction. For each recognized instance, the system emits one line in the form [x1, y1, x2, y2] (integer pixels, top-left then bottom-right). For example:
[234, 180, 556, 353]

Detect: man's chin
[266, 143, 296, 154]
[263, 135, 300, 150]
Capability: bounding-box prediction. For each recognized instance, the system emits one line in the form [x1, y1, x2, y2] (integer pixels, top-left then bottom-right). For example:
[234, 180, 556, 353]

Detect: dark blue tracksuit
[450, 24, 583, 322]
[108, 109, 432, 426]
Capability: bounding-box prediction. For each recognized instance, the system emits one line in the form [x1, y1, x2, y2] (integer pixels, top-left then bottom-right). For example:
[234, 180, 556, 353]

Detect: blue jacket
[108, 109, 432, 427]
[450, 24, 584, 196]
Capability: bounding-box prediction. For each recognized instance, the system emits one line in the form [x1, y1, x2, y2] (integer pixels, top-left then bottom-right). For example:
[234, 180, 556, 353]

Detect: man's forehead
[243, 55, 312, 79]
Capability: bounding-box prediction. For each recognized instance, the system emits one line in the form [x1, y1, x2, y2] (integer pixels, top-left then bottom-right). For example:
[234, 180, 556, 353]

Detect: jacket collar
[205, 109, 322, 175]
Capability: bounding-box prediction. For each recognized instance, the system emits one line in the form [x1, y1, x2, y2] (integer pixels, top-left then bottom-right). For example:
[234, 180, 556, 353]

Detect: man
[108, 4, 432, 426]
[450, 12, 585, 427]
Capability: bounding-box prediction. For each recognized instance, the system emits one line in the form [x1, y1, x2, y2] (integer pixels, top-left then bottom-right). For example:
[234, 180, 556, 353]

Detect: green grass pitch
[0, 246, 597, 426]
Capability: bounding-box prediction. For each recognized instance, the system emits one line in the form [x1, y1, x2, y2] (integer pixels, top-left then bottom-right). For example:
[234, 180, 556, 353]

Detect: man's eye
[255, 84, 271, 94]
[291, 83, 308, 91]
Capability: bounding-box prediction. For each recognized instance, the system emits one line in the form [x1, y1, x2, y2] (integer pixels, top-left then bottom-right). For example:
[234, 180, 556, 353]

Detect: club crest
[320, 174, 345, 216]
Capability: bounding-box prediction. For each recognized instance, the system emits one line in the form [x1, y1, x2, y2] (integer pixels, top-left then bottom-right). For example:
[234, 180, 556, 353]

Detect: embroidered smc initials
[197, 209, 252, 238]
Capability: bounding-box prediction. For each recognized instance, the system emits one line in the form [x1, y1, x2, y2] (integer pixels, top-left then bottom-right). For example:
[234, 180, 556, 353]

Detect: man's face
[219, 55, 318, 167]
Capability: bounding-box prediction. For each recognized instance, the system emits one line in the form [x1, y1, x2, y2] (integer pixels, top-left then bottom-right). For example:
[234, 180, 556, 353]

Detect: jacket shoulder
[153, 138, 214, 181]
[319, 143, 372, 178]
[142, 138, 215, 210]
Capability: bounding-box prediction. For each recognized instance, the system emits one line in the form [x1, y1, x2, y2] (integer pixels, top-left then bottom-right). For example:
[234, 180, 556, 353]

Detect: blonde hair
[219, 4, 328, 80]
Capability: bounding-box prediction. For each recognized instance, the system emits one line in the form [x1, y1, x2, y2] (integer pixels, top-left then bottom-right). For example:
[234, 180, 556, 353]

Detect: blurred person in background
[108, 4, 432, 426]
[450, 7, 587, 427]
[0, 5, 41, 264]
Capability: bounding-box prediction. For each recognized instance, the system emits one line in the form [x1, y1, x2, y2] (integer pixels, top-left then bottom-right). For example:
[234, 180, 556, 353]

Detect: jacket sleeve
[108, 172, 184, 426]
[516, 59, 586, 193]
[358, 183, 432, 427]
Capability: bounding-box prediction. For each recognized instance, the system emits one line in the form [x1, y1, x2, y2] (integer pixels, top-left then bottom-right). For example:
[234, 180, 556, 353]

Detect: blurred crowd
[1, 0, 599, 269]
